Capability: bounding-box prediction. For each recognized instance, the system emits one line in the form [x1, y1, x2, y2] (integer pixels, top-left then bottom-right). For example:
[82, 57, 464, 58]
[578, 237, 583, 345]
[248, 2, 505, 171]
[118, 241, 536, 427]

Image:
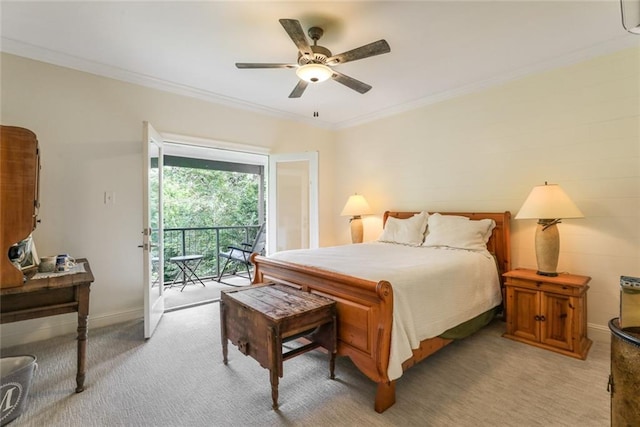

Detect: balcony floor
[164, 275, 251, 311]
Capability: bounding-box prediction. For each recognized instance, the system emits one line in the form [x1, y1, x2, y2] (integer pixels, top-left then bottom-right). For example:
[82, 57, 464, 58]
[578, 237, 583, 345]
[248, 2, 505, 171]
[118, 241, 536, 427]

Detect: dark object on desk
[608, 318, 640, 427]
[0, 355, 37, 426]
[217, 223, 266, 282]
[220, 283, 336, 410]
[1, 259, 94, 393]
[0, 126, 40, 289]
[168, 255, 205, 291]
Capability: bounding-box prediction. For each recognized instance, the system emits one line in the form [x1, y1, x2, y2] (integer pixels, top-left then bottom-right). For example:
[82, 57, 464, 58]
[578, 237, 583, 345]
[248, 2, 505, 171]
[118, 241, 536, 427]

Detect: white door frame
[268, 152, 319, 254]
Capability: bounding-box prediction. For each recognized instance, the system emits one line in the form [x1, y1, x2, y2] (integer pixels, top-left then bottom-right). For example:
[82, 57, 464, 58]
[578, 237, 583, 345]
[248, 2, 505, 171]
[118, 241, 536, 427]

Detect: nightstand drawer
[505, 277, 585, 296]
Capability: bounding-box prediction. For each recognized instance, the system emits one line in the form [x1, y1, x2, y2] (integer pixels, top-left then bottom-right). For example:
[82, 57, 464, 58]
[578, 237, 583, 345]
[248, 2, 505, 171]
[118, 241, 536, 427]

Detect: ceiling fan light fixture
[621, 0, 640, 34]
[296, 63, 333, 83]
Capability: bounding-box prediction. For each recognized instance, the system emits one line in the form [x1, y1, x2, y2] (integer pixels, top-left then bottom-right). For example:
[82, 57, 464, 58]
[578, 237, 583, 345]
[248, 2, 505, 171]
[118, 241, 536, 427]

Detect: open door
[143, 122, 164, 338]
[268, 152, 318, 254]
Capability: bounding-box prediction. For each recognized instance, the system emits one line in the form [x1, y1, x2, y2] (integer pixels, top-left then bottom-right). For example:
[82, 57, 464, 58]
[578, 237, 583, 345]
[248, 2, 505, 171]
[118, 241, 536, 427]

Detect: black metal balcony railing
[157, 225, 261, 284]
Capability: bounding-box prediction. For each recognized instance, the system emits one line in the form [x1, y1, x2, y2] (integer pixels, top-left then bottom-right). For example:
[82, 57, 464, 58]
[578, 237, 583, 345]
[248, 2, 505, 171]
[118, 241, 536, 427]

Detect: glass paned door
[268, 152, 318, 254]
[143, 122, 164, 338]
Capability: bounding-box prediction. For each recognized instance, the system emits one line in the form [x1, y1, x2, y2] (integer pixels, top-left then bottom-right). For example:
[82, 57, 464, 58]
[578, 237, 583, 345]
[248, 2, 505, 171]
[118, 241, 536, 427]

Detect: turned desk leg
[76, 284, 90, 393]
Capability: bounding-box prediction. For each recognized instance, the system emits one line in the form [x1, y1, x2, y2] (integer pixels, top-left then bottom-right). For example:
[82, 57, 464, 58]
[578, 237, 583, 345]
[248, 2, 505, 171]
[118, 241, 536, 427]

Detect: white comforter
[269, 242, 501, 380]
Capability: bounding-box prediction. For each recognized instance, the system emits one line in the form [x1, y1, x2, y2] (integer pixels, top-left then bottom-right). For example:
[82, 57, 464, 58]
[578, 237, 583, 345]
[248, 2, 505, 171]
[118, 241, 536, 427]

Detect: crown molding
[0, 37, 334, 130]
[2, 35, 638, 132]
[332, 35, 640, 130]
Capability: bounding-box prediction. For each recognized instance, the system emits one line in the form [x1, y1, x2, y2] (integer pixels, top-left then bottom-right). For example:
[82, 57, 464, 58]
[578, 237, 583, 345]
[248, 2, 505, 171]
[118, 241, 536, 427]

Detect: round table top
[169, 255, 203, 262]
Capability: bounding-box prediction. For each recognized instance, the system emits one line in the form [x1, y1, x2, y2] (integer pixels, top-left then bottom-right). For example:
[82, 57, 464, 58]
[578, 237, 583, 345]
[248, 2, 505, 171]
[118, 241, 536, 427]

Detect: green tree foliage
[163, 166, 259, 228]
[161, 166, 262, 280]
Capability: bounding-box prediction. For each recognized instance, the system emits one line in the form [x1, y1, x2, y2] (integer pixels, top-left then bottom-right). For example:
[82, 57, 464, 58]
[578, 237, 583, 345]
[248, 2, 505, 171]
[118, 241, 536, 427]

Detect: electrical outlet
[104, 191, 115, 205]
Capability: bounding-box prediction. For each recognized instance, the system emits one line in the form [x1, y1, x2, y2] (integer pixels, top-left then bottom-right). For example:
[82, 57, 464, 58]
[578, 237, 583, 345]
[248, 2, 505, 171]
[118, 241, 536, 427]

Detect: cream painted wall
[2, 46, 638, 347]
[0, 53, 335, 347]
[334, 47, 640, 339]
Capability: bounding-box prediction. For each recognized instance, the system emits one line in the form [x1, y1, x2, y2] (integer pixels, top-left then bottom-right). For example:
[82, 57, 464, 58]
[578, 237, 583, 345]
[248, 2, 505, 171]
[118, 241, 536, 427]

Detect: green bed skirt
[439, 306, 500, 340]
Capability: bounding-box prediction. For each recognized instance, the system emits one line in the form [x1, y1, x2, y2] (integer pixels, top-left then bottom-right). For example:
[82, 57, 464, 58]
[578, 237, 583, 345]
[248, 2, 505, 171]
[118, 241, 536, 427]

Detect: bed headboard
[383, 211, 512, 277]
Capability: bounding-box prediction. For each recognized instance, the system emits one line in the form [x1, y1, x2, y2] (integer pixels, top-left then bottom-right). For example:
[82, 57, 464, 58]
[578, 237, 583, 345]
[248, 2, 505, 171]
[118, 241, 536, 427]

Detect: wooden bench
[220, 283, 337, 409]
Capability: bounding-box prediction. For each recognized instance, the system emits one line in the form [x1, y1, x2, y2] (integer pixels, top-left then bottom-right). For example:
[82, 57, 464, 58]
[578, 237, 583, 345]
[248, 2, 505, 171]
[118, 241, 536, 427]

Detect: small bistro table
[0, 259, 95, 393]
[220, 283, 337, 409]
[168, 254, 205, 291]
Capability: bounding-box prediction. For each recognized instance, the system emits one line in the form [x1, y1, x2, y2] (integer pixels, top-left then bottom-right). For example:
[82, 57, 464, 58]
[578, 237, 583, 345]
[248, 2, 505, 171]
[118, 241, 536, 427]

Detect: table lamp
[515, 182, 584, 276]
[341, 194, 372, 244]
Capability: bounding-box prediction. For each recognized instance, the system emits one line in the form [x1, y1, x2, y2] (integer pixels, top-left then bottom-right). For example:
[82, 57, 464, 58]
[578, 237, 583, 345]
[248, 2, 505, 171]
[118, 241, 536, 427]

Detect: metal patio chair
[216, 223, 266, 283]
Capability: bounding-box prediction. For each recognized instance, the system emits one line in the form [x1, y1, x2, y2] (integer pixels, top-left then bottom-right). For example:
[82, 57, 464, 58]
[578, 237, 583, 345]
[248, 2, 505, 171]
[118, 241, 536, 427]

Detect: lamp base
[535, 220, 560, 277]
[350, 216, 363, 244]
[536, 270, 559, 277]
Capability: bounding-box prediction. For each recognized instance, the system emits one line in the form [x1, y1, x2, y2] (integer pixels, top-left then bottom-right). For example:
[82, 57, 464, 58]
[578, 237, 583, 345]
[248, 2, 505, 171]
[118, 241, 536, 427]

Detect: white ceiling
[1, 1, 638, 129]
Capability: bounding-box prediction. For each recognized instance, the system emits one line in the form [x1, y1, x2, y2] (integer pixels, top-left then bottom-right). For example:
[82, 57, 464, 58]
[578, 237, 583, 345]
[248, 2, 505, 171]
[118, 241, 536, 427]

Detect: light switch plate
[104, 191, 115, 205]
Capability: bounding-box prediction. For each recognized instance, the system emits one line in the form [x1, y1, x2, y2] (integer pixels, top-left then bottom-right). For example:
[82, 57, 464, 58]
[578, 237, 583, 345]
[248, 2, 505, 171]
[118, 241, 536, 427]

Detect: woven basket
[0, 355, 37, 426]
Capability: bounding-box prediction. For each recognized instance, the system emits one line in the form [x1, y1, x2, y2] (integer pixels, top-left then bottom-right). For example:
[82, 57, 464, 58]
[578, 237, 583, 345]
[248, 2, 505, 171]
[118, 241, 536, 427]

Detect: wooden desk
[0, 259, 94, 392]
[220, 283, 336, 409]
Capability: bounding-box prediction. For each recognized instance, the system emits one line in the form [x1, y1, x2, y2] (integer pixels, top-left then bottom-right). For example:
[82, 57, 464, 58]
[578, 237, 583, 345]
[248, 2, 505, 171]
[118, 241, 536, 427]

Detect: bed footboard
[251, 253, 395, 410]
[250, 210, 511, 413]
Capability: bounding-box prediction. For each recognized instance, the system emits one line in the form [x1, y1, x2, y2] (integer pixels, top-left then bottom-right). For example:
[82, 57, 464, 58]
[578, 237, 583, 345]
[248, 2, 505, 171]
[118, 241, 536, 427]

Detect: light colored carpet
[2, 303, 610, 426]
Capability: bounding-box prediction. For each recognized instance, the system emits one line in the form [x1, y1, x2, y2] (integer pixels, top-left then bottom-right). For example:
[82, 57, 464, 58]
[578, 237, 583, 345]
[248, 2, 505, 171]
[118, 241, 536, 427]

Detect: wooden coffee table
[220, 283, 337, 409]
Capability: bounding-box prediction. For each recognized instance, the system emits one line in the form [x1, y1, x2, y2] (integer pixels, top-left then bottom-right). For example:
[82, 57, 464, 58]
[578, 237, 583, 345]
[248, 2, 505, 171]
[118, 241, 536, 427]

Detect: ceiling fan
[236, 19, 391, 98]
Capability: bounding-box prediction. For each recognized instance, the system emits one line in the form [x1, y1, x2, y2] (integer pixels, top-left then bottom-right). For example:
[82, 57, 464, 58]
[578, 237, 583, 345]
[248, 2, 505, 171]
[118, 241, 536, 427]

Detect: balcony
[155, 144, 267, 309]
[160, 224, 262, 284]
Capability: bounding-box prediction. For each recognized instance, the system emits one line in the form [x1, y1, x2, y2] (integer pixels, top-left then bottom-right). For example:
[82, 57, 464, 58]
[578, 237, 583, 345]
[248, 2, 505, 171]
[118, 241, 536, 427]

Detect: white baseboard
[0, 308, 144, 349]
[588, 322, 611, 344]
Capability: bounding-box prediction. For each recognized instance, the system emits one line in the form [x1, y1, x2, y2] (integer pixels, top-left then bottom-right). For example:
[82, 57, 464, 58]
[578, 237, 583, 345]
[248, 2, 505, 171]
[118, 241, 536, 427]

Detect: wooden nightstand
[502, 268, 592, 359]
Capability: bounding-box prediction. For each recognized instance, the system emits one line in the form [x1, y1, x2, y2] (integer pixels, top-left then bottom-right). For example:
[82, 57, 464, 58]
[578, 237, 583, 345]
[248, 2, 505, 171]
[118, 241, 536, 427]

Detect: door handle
[138, 243, 158, 249]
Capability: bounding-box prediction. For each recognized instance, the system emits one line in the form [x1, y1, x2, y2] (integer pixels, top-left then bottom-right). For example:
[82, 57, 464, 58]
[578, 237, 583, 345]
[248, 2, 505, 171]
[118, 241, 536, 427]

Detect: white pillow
[422, 213, 495, 251]
[378, 211, 429, 246]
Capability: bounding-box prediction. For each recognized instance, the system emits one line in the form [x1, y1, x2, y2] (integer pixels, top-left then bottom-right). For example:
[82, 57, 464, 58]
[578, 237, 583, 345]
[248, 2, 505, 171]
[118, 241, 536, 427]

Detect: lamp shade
[515, 183, 584, 220]
[296, 63, 333, 83]
[341, 194, 372, 217]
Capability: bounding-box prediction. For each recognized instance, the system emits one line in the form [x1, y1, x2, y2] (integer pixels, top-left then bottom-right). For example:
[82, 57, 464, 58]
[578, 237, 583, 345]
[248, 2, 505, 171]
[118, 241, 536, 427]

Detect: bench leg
[270, 368, 279, 410]
[329, 353, 335, 380]
[267, 324, 282, 410]
[220, 301, 228, 364]
[329, 312, 337, 379]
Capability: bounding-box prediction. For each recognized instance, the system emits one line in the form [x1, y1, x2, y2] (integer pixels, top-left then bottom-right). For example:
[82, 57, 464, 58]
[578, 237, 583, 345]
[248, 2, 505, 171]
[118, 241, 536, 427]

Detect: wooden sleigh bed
[251, 211, 511, 413]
